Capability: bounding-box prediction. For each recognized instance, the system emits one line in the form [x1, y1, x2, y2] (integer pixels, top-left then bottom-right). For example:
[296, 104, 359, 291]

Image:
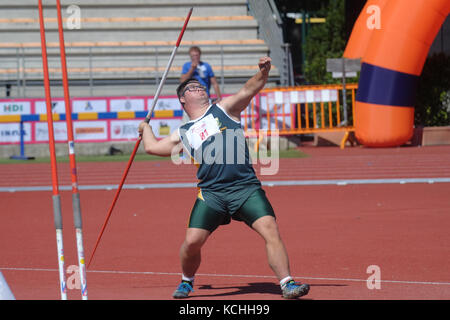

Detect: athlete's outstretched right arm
[138, 121, 181, 157]
[219, 57, 271, 120]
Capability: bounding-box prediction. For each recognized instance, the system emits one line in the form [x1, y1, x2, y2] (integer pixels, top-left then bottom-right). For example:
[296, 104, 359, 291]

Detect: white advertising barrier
[35, 98, 147, 114]
[0, 95, 185, 144]
[0, 101, 31, 115]
[148, 97, 182, 111]
[110, 118, 181, 140]
[35, 122, 68, 142]
[110, 98, 145, 112]
[35, 99, 66, 114]
[0, 122, 32, 143]
[72, 99, 107, 113]
[73, 121, 108, 141]
[151, 118, 183, 138]
[35, 121, 108, 142]
[110, 120, 141, 140]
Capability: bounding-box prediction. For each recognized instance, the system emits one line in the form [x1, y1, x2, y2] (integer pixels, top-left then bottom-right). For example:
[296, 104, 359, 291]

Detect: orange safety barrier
[242, 84, 358, 148]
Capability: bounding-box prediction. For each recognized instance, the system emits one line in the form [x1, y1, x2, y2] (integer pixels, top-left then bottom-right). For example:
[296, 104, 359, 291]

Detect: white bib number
[185, 114, 220, 150]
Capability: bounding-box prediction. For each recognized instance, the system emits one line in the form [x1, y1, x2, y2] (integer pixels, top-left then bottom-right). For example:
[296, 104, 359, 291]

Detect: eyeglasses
[183, 85, 206, 95]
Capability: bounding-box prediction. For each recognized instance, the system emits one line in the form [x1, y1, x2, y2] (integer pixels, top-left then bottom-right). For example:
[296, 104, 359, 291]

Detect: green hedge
[303, 0, 350, 85]
[415, 53, 450, 127]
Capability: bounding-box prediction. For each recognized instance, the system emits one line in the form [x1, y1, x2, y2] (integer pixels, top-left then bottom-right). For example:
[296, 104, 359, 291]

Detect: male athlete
[138, 57, 309, 299]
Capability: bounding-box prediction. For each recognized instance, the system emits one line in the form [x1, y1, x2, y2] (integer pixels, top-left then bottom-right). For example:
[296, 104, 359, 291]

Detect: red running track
[1, 145, 450, 187]
[0, 145, 449, 300]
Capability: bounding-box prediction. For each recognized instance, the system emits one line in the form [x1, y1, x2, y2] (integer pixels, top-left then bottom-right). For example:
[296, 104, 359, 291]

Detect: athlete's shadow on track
[194, 282, 346, 299]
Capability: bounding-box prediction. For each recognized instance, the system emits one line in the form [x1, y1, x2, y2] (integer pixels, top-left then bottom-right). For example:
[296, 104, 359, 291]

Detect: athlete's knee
[183, 228, 210, 252]
[252, 215, 277, 230]
[252, 216, 281, 242]
[183, 238, 203, 252]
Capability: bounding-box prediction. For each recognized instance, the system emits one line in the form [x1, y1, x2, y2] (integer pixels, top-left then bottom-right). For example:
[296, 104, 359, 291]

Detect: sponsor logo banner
[110, 120, 140, 140]
[110, 99, 145, 112]
[35, 100, 66, 114]
[0, 101, 31, 115]
[72, 99, 107, 113]
[0, 95, 184, 144]
[147, 98, 181, 111]
[73, 121, 107, 140]
[35, 122, 68, 142]
[0, 122, 32, 143]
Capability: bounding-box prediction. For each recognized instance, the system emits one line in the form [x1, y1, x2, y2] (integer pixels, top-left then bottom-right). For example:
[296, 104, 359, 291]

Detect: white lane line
[1, 177, 450, 192]
[1, 267, 449, 286]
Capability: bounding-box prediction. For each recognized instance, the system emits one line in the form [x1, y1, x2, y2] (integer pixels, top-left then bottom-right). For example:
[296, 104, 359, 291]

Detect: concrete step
[6, 79, 279, 99]
[0, 41, 268, 56]
[0, 42, 274, 82]
[0, 21, 258, 43]
[0, 50, 269, 69]
[0, 0, 249, 18]
[0, 17, 258, 31]
[0, 61, 278, 80]
[0, 68, 271, 82]
[0, 0, 256, 41]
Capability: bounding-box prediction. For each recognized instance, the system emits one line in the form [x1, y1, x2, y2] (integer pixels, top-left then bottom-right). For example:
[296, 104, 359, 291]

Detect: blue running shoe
[282, 280, 310, 299]
[173, 281, 194, 299]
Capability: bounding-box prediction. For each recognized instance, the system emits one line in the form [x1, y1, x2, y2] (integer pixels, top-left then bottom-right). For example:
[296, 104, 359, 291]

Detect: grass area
[0, 153, 166, 164]
[250, 148, 308, 160]
[0, 148, 308, 164]
[278, 149, 309, 159]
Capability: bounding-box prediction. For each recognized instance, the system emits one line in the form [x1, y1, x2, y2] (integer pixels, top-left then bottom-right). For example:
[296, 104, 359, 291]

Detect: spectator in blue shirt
[180, 46, 222, 102]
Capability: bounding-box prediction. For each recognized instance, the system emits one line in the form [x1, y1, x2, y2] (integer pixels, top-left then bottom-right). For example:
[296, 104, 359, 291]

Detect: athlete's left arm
[219, 57, 271, 120]
[138, 121, 181, 157]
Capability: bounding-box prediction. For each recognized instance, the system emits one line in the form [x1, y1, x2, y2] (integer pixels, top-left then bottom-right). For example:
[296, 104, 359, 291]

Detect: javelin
[38, 0, 67, 300]
[56, 0, 88, 299]
[87, 7, 193, 268]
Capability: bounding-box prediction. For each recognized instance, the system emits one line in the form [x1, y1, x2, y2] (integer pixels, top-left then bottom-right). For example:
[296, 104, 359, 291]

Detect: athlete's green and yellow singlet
[178, 104, 274, 231]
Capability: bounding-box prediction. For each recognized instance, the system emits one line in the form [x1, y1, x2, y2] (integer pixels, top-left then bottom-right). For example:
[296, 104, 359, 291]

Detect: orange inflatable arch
[344, 0, 450, 147]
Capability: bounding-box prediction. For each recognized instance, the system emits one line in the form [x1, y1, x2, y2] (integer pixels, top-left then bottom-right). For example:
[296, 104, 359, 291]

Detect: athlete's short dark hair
[176, 78, 201, 101]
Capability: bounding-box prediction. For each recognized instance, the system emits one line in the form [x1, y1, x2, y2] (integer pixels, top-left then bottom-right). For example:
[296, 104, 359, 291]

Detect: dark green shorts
[188, 188, 275, 232]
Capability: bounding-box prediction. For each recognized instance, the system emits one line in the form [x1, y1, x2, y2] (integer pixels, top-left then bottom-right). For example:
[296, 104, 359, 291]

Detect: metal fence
[0, 43, 273, 98]
[242, 83, 357, 142]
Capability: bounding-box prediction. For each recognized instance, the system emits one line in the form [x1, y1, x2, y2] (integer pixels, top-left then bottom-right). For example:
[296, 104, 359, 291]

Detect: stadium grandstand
[0, 0, 293, 98]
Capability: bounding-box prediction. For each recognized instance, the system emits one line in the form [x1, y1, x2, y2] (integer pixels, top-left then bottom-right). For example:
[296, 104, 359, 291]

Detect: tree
[275, 0, 329, 13]
[303, 0, 349, 84]
[274, 0, 331, 82]
[415, 53, 450, 126]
